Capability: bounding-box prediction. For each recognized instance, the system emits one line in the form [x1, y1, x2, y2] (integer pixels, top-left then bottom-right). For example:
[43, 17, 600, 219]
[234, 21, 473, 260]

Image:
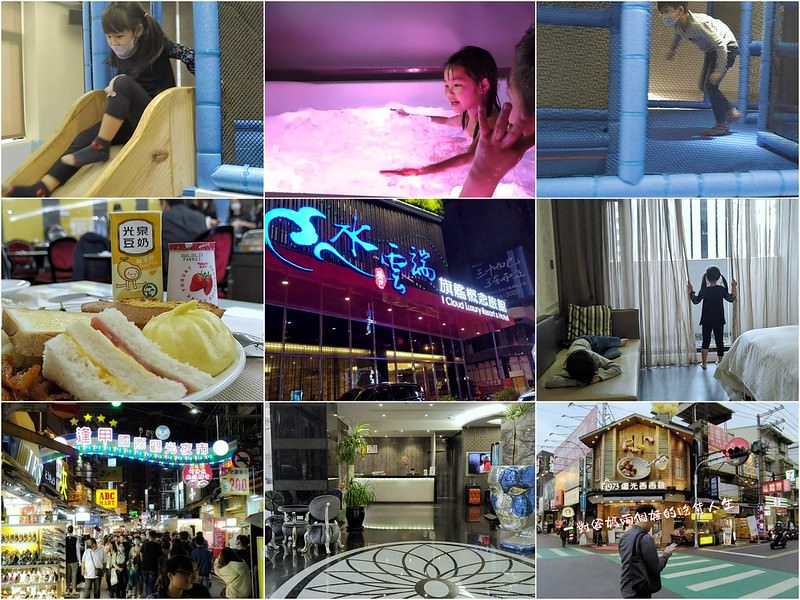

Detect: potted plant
[342, 479, 376, 532]
[488, 403, 535, 552]
[336, 423, 373, 530]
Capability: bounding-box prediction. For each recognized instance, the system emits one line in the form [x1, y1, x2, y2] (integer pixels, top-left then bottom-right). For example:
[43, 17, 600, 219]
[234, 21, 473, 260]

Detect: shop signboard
[470, 246, 534, 303]
[707, 423, 731, 452]
[128, 510, 139, 518]
[96, 488, 118, 509]
[95, 466, 123, 482]
[182, 464, 213, 488]
[699, 534, 715, 546]
[220, 468, 250, 496]
[762, 480, 791, 494]
[764, 496, 787, 507]
[724, 503, 740, 514]
[786, 469, 796, 482]
[264, 206, 510, 319]
[564, 488, 580, 506]
[757, 504, 766, 535]
[602, 480, 667, 491]
[41, 462, 58, 492]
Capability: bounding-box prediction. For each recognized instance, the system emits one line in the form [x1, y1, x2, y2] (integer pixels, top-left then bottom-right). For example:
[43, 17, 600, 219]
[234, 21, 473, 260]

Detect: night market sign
[41, 429, 237, 466]
[265, 206, 510, 320]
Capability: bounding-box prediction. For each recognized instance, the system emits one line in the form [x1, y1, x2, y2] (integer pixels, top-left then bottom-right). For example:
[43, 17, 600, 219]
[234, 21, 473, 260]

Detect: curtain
[604, 199, 696, 367]
[552, 199, 608, 314]
[729, 198, 799, 336]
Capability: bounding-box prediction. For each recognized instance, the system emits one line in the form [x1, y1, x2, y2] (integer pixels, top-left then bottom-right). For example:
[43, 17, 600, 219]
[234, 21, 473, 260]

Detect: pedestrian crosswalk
[604, 552, 798, 598]
[536, 546, 595, 559]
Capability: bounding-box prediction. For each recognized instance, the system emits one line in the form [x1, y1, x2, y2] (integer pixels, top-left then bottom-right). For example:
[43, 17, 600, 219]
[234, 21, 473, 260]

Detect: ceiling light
[387, 308, 392, 312]
[345, 297, 350, 301]
[418, 316, 423, 320]
[281, 281, 289, 285]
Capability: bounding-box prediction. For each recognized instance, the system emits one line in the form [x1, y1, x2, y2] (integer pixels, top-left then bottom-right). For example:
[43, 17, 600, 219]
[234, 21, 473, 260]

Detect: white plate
[183, 343, 246, 401]
[1, 279, 31, 297]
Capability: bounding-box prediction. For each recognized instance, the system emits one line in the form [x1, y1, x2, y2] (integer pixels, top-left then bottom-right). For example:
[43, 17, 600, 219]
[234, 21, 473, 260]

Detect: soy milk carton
[110, 211, 163, 300]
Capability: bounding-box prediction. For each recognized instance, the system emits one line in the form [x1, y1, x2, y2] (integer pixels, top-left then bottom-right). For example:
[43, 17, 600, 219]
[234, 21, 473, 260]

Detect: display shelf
[0, 522, 65, 599]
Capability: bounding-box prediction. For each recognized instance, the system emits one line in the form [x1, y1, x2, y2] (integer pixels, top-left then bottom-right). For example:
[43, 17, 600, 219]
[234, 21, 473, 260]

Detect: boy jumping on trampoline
[5, 2, 194, 197]
[545, 335, 627, 388]
[658, 2, 742, 136]
[688, 265, 738, 369]
[380, 45, 500, 177]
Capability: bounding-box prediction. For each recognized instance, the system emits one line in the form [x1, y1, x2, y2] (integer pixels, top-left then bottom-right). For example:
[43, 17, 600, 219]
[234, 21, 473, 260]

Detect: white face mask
[231, 202, 242, 212]
[662, 14, 678, 27]
[110, 40, 136, 59]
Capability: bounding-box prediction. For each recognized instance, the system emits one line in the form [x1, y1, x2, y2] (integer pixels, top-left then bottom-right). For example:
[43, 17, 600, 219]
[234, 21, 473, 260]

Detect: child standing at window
[658, 2, 742, 136]
[688, 265, 738, 368]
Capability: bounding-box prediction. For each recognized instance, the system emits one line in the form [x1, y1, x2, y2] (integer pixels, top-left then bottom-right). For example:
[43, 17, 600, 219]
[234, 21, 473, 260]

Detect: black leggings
[701, 323, 725, 356]
[47, 75, 152, 184]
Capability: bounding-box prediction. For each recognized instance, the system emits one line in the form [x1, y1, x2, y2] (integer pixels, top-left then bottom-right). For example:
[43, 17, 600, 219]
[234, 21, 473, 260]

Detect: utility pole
[756, 405, 783, 543]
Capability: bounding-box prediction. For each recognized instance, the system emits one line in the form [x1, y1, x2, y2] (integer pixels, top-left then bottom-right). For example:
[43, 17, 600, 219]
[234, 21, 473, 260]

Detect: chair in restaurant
[265, 491, 286, 555]
[37, 237, 77, 283]
[72, 232, 111, 283]
[304, 494, 344, 555]
[194, 225, 234, 297]
[6, 240, 38, 281]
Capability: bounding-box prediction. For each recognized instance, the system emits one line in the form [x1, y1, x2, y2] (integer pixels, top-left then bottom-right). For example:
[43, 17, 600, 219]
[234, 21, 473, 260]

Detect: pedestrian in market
[66, 525, 81, 596]
[148, 555, 195, 598]
[110, 540, 128, 598]
[80, 537, 106, 599]
[141, 531, 163, 598]
[193, 532, 209, 549]
[105, 540, 116, 593]
[235, 535, 252, 570]
[129, 535, 143, 598]
[188, 559, 212, 599]
[619, 505, 677, 598]
[190, 539, 212, 590]
[213, 547, 252, 598]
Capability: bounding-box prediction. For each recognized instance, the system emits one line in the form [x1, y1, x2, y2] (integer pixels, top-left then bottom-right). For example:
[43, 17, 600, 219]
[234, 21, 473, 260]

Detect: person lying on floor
[545, 335, 627, 387]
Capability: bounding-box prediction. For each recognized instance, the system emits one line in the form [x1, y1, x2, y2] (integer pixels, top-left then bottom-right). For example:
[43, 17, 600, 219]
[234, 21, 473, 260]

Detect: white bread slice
[42, 321, 186, 401]
[2, 308, 93, 357]
[90, 308, 214, 393]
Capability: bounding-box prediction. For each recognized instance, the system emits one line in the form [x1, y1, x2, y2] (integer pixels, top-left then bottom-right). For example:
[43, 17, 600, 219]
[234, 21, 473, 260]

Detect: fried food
[2, 354, 73, 401]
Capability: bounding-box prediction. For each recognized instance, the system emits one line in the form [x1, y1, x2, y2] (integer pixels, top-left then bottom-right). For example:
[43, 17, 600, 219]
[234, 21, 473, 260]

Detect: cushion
[567, 304, 612, 342]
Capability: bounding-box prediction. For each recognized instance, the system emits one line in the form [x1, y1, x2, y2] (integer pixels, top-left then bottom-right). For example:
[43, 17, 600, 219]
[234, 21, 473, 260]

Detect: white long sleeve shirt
[669, 12, 738, 70]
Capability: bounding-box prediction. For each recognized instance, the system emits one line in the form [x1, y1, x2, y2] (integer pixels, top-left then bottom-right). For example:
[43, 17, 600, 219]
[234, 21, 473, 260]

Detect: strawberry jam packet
[167, 242, 219, 305]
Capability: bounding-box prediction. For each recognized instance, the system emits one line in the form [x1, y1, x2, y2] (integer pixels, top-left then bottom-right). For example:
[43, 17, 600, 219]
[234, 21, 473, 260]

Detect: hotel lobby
[265, 402, 535, 598]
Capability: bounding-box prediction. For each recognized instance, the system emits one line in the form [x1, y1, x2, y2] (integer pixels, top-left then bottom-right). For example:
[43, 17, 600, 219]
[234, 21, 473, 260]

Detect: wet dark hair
[705, 266, 721, 282]
[635, 504, 656, 516]
[443, 46, 501, 134]
[165, 555, 193, 575]
[102, 2, 168, 76]
[657, 2, 688, 12]
[565, 349, 597, 384]
[512, 26, 535, 118]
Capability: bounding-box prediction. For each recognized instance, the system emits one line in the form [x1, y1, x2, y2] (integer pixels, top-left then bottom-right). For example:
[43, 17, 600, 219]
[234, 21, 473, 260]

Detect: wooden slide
[3, 87, 195, 198]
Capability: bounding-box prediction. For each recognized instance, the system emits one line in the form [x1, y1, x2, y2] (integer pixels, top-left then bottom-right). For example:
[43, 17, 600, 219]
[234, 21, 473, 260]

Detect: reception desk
[353, 476, 436, 503]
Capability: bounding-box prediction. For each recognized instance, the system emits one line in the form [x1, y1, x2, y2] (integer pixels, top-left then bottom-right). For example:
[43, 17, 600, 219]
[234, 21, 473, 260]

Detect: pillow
[567, 304, 612, 342]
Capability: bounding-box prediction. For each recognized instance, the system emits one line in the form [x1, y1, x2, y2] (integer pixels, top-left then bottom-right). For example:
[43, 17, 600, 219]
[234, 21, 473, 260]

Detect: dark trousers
[142, 569, 157, 597]
[47, 75, 152, 184]
[701, 46, 739, 125]
[580, 335, 622, 358]
[81, 577, 101, 599]
[701, 323, 725, 356]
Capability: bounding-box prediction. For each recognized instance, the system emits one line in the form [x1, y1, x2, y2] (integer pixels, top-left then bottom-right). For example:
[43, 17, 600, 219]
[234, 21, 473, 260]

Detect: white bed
[715, 326, 799, 401]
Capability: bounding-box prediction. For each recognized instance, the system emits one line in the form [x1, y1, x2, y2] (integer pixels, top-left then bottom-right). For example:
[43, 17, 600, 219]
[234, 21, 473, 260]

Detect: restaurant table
[277, 504, 310, 554]
[82, 253, 112, 282]
[7, 250, 49, 272]
[3, 280, 264, 401]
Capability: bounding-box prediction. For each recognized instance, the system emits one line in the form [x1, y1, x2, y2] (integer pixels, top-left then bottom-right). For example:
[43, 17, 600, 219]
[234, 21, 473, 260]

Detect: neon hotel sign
[265, 206, 510, 320]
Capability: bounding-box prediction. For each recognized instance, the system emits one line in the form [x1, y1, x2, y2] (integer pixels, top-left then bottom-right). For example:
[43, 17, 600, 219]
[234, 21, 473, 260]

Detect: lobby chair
[304, 494, 344, 555]
[37, 236, 77, 283]
[265, 491, 286, 555]
[6, 240, 37, 281]
[282, 509, 309, 556]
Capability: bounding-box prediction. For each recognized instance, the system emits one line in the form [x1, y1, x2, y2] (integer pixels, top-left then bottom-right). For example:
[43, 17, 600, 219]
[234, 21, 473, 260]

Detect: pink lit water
[265, 104, 534, 197]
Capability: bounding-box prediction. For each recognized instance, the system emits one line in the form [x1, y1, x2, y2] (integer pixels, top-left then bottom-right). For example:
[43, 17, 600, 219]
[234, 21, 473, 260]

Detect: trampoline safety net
[537, 1, 799, 179]
[220, 2, 264, 168]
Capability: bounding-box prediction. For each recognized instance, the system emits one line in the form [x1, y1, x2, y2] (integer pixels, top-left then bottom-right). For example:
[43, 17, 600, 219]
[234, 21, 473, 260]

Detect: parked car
[517, 388, 535, 401]
[338, 383, 424, 402]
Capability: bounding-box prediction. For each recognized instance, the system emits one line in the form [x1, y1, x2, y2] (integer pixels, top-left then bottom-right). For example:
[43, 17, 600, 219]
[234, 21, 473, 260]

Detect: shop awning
[266, 248, 513, 340]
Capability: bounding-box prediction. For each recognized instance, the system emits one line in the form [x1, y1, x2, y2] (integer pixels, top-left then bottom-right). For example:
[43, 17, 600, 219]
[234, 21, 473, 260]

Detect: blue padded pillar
[90, 1, 112, 89]
[617, 2, 651, 185]
[737, 2, 753, 116]
[607, 2, 622, 174]
[82, 2, 92, 92]
[757, 1, 775, 131]
[535, 6, 612, 28]
[194, 1, 222, 190]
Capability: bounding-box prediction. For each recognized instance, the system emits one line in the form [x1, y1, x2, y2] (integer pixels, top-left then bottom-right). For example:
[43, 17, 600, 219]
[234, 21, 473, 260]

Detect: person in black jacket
[619, 505, 677, 598]
[6, 2, 194, 198]
[688, 265, 737, 369]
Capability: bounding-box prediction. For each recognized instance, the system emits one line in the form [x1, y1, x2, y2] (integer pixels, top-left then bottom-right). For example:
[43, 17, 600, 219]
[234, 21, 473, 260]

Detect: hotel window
[285, 309, 320, 348]
[375, 325, 395, 359]
[351, 317, 376, 357]
[265, 305, 284, 344]
[322, 315, 349, 354]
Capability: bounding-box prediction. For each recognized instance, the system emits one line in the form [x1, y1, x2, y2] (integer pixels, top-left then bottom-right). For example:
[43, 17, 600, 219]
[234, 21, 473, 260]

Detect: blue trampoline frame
[536, 1, 799, 197]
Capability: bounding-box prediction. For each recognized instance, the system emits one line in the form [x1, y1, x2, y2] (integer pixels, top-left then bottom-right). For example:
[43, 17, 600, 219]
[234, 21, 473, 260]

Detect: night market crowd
[66, 526, 254, 598]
